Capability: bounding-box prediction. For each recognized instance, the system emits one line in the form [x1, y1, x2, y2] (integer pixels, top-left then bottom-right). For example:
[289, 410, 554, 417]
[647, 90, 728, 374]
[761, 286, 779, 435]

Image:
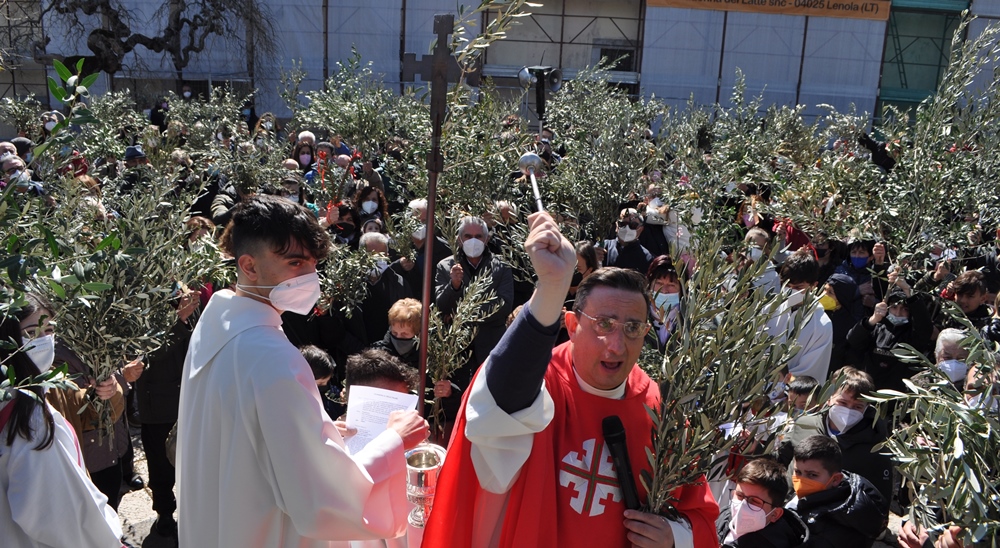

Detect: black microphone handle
[603, 419, 641, 510]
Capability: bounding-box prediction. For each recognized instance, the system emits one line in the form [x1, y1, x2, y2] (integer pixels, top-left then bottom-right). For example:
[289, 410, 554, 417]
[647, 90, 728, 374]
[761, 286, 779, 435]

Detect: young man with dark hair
[177, 195, 428, 547]
[345, 349, 419, 396]
[767, 249, 833, 382]
[788, 435, 887, 547]
[718, 458, 809, 547]
[423, 213, 719, 547]
[777, 367, 894, 503]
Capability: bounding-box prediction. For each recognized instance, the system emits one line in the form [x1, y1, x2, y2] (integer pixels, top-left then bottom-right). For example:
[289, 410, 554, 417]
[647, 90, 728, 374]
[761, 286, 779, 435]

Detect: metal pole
[417, 14, 453, 417]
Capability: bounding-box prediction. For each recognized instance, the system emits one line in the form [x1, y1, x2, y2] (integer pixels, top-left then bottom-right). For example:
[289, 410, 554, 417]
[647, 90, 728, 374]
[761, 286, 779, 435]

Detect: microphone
[602, 415, 641, 510]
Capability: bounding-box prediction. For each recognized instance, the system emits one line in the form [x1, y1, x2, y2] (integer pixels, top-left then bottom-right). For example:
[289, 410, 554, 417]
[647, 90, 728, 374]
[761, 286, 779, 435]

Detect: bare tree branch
[39, 0, 278, 78]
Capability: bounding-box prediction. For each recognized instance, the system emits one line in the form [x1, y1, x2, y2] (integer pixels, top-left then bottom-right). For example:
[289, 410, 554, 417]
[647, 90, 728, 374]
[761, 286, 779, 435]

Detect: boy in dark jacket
[718, 458, 809, 547]
[777, 367, 894, 503]
[847, 280, 934, 394]
[788, 435, 888, 548]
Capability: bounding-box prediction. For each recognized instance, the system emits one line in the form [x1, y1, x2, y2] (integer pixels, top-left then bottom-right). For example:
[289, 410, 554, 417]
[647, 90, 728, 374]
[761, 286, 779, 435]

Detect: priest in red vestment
[423, 212, 719, 548]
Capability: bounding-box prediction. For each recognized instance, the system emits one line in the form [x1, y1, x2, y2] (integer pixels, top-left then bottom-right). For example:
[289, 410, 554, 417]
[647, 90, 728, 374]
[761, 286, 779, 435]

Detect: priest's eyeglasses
[732, 489, 775, 512]
[575, 309, 649, 340]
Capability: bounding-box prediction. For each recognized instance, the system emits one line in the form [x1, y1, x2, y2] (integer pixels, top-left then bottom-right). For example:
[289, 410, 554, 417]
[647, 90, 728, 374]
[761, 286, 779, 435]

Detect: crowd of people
[1, 84, 996, 548]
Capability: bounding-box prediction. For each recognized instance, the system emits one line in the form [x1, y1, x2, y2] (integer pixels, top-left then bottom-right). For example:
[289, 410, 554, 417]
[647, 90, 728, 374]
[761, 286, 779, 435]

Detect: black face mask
[336, 224, 355, 239]
[815, 248, 828, 258]
[389, 334, 417, 356]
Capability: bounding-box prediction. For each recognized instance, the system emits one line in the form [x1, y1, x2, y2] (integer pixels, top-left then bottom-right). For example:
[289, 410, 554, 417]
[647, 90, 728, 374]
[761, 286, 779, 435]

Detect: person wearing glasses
[602, 207, 654, 275]
[719, 458, 808, 546]
[423, 212, 719, 547]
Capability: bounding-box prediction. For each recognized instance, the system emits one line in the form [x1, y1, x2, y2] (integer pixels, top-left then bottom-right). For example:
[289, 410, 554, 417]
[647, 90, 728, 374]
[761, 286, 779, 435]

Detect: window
[876, 7, 965, 122]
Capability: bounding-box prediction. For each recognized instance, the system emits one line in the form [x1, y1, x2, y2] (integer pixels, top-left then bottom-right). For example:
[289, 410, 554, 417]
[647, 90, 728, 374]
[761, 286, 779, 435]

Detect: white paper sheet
[345, 385, 419, 455]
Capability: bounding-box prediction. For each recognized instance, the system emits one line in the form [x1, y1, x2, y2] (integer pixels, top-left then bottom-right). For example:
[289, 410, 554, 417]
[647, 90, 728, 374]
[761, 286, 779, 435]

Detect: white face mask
[25, 334, 56, 373]
[617, 226, 637, 243]
[286, 194, 300, 204]
[729, 497, 774, 539]
[412, 224, 427, 240]
[44, 121, 57, 132]
[966, 392, 999, 412]
[886, 312, 909, 326]
[263, 121, 273, 130]
[361, 200, 378, 214]
[747, 247, 764, 261]
[784, 288, 806, 309]
[183, 91, 192, 99]
[654, 292, 680, 311]
[237, 272, 321, 315]
[370, 259, 389, 278]
[216, 132, 225, 141]
[828, 404, 864, 433]
[938, 359, 968, 383]
[462, 238, 486, 258]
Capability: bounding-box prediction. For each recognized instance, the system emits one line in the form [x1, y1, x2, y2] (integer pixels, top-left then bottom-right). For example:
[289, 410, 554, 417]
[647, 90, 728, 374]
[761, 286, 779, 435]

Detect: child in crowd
[787, 435, 887, 547]
[718, 458, 809, 547]
[777, 367, 894, 503]
[301, 344, 341, 421]
[786, 376, 819, 417]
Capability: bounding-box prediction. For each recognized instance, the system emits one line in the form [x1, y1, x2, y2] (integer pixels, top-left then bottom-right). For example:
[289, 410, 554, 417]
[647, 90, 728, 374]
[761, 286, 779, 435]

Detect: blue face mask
[850, 256, 869, 269]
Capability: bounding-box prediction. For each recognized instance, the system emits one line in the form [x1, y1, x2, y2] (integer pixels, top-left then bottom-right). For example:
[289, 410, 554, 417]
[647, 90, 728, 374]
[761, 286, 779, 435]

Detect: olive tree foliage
[1, 60, 227, 439]
[543, 64, 663, 239]
[640, 237, 804, 517]
[870, 315, 1000, 545]
[39, 0, 278, 79]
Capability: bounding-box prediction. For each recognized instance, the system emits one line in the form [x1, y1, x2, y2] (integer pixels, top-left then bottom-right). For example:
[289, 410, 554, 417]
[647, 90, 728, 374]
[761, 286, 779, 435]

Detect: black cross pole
[404, 14, 454, 418]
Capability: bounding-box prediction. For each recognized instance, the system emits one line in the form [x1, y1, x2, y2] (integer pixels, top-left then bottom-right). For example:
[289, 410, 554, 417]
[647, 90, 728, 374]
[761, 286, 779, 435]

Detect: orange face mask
[792, 476, 830, 498]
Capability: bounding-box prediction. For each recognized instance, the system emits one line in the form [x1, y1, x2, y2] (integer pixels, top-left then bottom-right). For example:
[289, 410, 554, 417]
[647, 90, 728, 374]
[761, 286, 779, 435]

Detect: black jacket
[846, 293, 934, 392]
[639, 221, 671, 258]
[825, 273, 865, 370]
[718, 506, 810, 548]
[397, 235, 452, 299]
[361, 267, 413, 346]
[434, 249, 513, 389]
[777, 409, 894, 504]
[136, 319, 192, 424]
[789, 471, 887, 548]
[602, 238, 654, 274]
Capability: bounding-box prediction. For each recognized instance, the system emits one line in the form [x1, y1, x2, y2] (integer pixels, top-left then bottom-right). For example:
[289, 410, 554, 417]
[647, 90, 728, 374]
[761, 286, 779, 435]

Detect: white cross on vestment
[558, 438, 622, 517]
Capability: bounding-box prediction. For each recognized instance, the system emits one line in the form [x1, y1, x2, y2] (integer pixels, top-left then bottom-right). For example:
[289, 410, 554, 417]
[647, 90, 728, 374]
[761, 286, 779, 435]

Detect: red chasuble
[422, 341, 720, 548]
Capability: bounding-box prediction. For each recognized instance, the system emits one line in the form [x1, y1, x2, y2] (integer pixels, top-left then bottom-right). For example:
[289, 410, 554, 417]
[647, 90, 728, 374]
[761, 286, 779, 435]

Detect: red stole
[422, 341, 720, 548]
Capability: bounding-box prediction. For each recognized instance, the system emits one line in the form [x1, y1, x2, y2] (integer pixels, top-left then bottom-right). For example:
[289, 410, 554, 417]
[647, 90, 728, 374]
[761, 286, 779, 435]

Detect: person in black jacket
[777, 367, 894, 503]
[434, 215, 514, 391]
[395, 198, 453, 297]
[135, 288, 200, 539]
[369, 298, 461, 418]
[788, 435, 888, 548]
[601, 208, 654, 275]
[718, 458, 809, 547]
[847, 278, 934, 394]
[359, 232, 413, 346]
[822, 273, 865, 370]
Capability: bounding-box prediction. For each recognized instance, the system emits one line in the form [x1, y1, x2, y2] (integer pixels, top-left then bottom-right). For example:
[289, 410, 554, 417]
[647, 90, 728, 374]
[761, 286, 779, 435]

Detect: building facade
[2, 0, 999, 130]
